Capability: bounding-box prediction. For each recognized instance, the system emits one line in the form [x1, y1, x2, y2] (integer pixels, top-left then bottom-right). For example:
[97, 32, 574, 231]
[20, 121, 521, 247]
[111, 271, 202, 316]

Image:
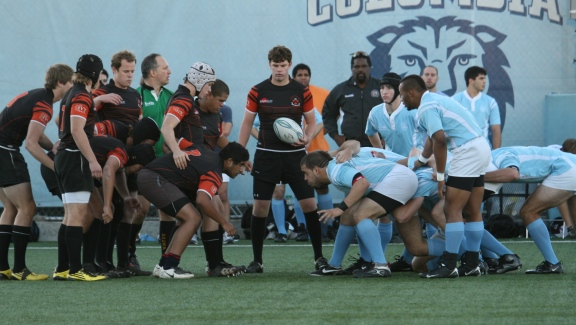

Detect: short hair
[72, 72, 93, 86]
[219, 142, 249, 164]
[562, 138, 576, 154]
[111, 50, 137, 70]
[44, 64, 74, 89]
[292, 63, 311, 78]
[350, 51, 372, 68]
[211, 79, 230, 97]
[141, 53, 161, 79]
[101, 69, 109, 78]
[464, 66, 487, 85]
[422, 65, 438, 75]
[300, 150, 333, 170]
[268, 45, 292, 63]
[132, 117, 160, 145]
[400, 75, 427, 92]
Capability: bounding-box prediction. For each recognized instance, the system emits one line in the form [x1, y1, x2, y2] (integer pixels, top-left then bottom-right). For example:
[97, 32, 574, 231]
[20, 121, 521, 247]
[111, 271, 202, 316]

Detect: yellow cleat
[11, 268, 49, 281]
[67, 269, 107, 282]
[0, 269, 11, 280]
[53, 269, 69, 281]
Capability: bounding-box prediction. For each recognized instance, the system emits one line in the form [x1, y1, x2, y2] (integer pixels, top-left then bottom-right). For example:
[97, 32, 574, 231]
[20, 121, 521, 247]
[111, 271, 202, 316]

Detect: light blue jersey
[356, 147, 405, 162]
[416, 91, 483, 150]
[452, 91, 500, 146]
[407, 153, 453, 199]
[365, 103, 422, 156]
[491, 146, 576, 181]
[327, 157, 397, 196]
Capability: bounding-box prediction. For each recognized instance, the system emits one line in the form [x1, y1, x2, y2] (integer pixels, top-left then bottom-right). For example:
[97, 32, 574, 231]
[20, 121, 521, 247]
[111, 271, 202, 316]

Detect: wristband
[436, 172, 445, 182]
[418, 154, 429, 164]
[338, 201, 349, 211]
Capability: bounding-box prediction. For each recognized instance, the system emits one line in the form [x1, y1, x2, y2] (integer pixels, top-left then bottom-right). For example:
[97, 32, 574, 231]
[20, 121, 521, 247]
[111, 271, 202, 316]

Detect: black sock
[304, 211, 323, 261]
[107, 214, 122, 266]
[0, 225, 13, 270]
[129, 223, 142, 257]
[164, 253, 180, 270]
[56, 224, 68, 272]
[83, 219, 101, 266]
[12, 226, 30, 272]
[202, 230, 221, 269]
[65, 226, 83, 274]
[159, 221, 176, 254]
[250, 216, 267, 264]
[116, 222, 132, 268]
[217, 225, 224, 263]
[95, 221, 111, 267]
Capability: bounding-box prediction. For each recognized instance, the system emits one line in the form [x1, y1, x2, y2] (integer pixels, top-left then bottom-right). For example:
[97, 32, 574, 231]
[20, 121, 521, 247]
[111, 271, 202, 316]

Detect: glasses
[351, 51, 369, 58]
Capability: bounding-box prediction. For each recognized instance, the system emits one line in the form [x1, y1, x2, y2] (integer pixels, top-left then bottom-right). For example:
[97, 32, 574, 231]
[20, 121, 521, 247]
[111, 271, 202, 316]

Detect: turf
[2, 239, 575, 324]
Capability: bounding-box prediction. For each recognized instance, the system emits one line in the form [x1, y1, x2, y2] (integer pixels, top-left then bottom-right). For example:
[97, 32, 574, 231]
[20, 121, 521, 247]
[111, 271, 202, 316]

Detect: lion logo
[368, 16, 514, 129]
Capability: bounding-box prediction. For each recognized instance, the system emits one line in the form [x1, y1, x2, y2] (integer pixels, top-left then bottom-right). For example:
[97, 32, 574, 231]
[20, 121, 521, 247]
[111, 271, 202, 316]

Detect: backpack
[486, 214, 519, 238]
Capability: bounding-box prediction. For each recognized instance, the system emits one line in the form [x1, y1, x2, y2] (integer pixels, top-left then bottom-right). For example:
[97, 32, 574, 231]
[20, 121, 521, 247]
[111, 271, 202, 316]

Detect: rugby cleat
[310, 264, 344, 276]
[11, 268, 49, 281]
[159, 267, 195, 279]
[53, 269, 69, 281]
[353, 263, 392, 278]
[245, 261, 264, 273]
[496, 254, 522, 274]
[525, 261, 563, 274]
[0, 269, 11, 280]
[67, 269, 107, 281]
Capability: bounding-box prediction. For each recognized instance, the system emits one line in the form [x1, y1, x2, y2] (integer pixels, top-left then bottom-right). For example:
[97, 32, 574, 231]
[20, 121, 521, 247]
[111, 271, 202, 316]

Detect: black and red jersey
[58, 83, 96, 150]
[92, 79, 142, 126]
[94, 119, 129, 144]
[90, 136, 128, 168]
[199, 109, 222, 151]
[0, 88, 54, 149]
[165, 85, 204, 148]
[246, 78, 314, 151]
[145, 146, 222, 200]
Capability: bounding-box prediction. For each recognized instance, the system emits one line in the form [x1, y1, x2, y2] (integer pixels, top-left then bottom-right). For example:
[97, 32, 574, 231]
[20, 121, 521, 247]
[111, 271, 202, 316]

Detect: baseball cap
[185, 62, 216, 95]
[76, 54, 103, 85]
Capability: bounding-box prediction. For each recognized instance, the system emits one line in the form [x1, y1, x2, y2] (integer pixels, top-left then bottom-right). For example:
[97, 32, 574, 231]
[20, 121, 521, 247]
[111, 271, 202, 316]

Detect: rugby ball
[273, 117, 304, 144]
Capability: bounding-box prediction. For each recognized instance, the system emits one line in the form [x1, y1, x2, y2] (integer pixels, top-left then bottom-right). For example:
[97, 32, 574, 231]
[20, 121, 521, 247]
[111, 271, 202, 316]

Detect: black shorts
[137, 169, 192, 217]
[0, 148, 30, 187]
[54, 150, 94, 194]
[366, 191, 403, 214]
[446, 175, 484, 192]
[251, 149, 314, 201]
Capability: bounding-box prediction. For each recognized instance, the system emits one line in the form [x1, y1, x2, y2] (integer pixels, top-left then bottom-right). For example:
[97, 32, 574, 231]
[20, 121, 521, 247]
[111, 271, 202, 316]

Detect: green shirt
[137, 84, 174, 157]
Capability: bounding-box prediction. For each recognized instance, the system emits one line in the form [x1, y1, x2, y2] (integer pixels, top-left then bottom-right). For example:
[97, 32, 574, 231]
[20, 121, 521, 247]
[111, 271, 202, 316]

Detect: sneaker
[129, 256, 141, 270]
[353, 263, 391, 278]
[310, 264, 343, 276]
[295, 224, 308, 242]
[566, 226, 576, 239]
[67, 269, 107, 281]
[122, 264, 153, 276]
[496, 254, 522, 274]
[430, 228, 446, 240]
[525, 261, 563, 274]
[457, 251, 481, 277]
[314, 257, 329, 271]
[343, 256, 371, 275]
[152, 264, 163, 278]
[223, 232, 237, 244]
[53, 269, 69, 281]
[11, 268, 49, 281]
[389, 255, 413, 272]
[0, 269, 11, 280]
[274, 233, 288, 243]
[245, 261, 263, 273]
[207, 262, 246, 277]
[190, 234, 198, 245]
[484, 258, 499, 274]
[159, 267, 195, 279]
[419, 252, 459, 279]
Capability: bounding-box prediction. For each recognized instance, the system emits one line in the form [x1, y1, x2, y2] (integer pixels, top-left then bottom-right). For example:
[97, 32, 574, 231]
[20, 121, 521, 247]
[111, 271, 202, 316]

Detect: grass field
[2, 239, 575, 324]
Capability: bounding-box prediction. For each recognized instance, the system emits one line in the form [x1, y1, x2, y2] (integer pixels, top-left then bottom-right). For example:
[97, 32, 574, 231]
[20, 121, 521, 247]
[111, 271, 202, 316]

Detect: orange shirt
[307, 84, 330, 152]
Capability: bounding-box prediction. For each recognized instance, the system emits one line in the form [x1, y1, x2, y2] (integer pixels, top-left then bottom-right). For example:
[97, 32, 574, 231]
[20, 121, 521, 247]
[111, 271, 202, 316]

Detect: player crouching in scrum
[138, 142, 249, 279]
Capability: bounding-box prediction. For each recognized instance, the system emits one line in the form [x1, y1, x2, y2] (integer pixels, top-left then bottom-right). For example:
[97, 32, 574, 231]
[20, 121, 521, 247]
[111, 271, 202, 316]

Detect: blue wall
[0, 0, 575, 206]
